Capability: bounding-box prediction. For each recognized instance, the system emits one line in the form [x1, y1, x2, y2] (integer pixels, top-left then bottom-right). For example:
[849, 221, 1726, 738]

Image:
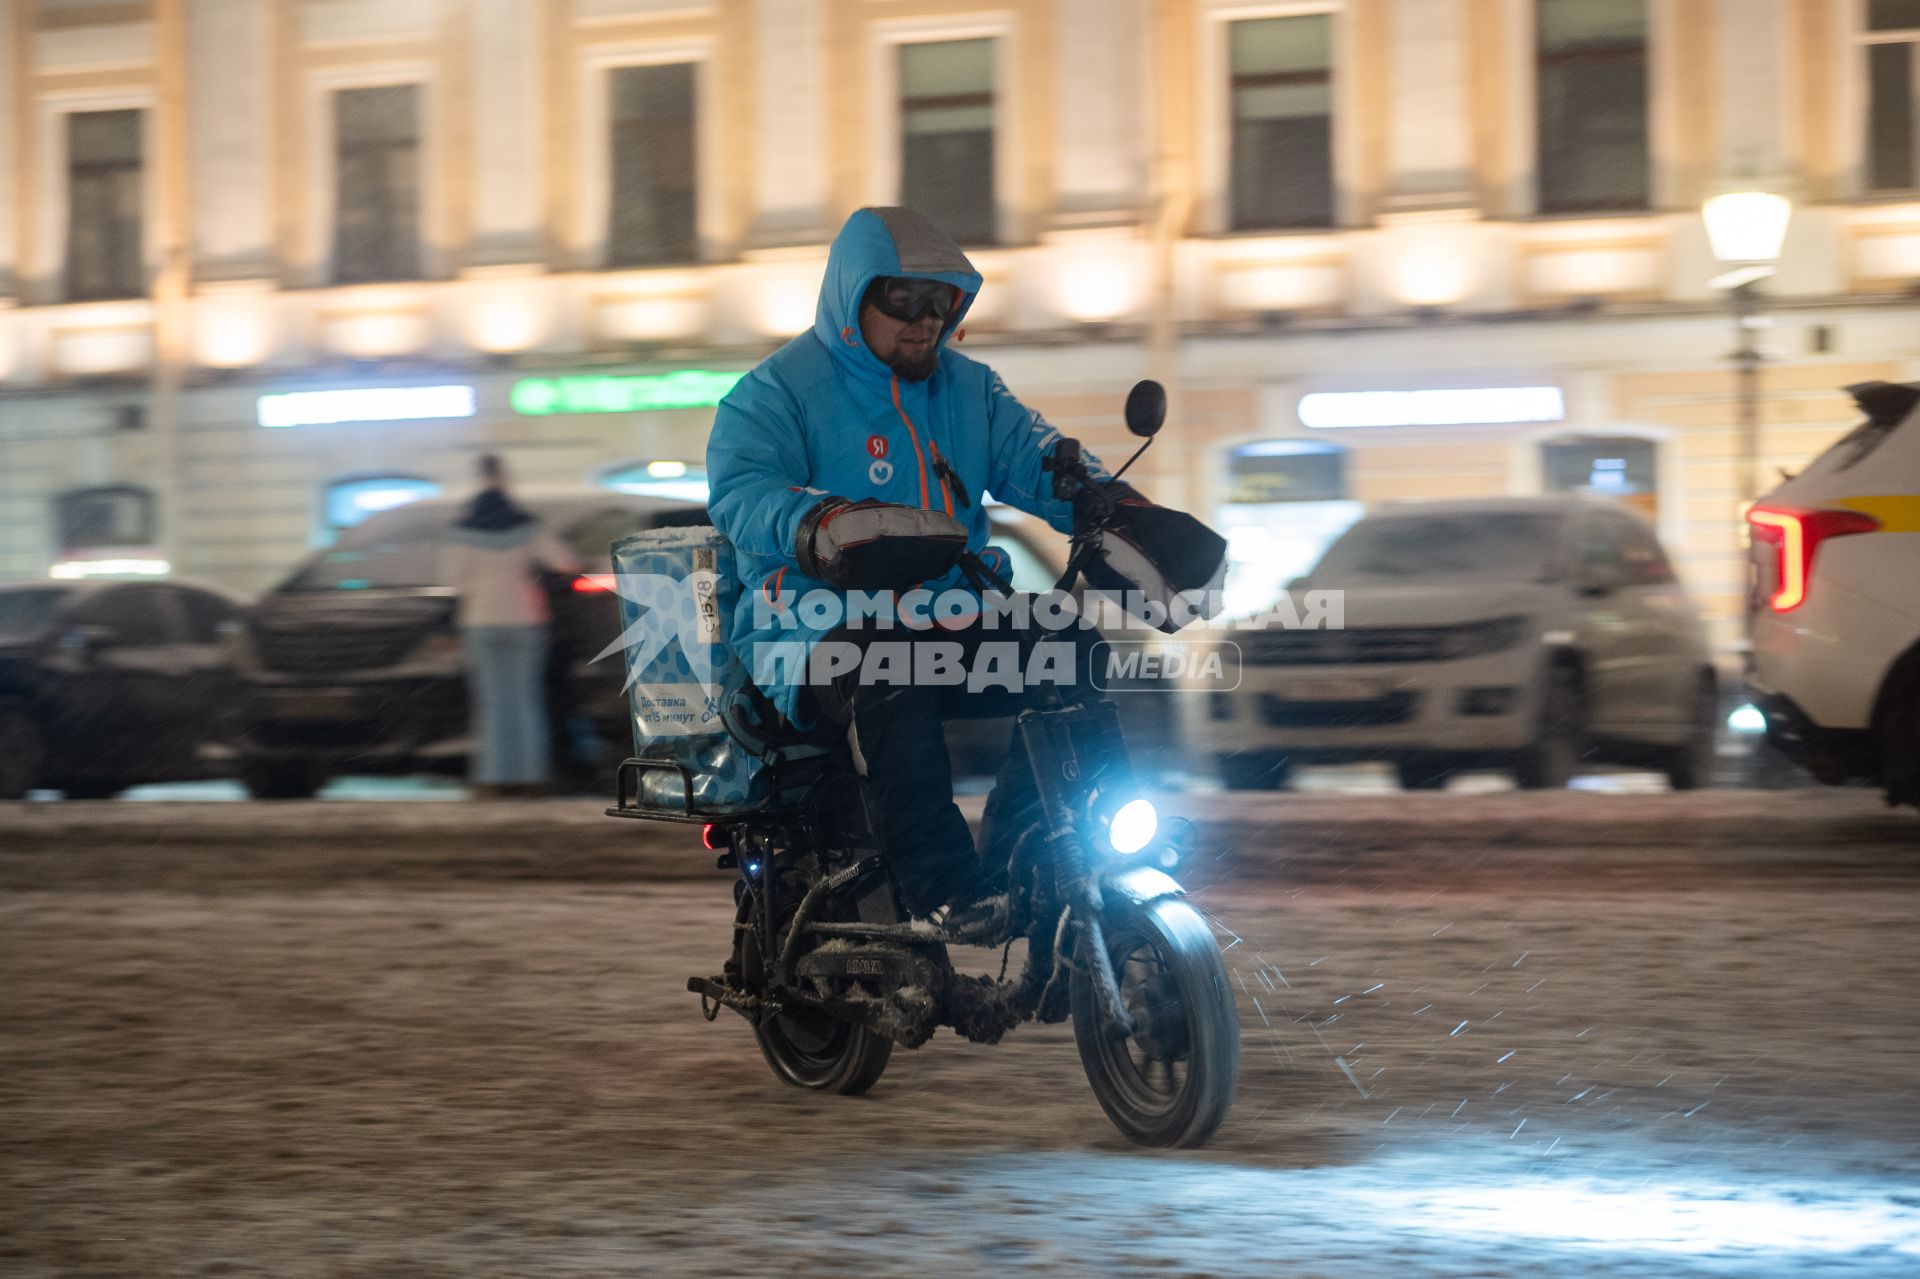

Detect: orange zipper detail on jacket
[890, 376, 950, 513]
[926, 439, 963, 515]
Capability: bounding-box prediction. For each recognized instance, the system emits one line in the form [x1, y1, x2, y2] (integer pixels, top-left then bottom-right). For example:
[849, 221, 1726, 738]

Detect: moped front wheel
[1071, 897, 1239, 1148]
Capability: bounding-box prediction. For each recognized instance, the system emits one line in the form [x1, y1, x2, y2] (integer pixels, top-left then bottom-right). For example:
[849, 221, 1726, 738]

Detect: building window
[1228, 15, 1335, 230]
[65, 110, 145, 301]
[1864, 0, 1920, 192]
[321, 475, 441, 535]
[899, 39, 997, 245]
[333, 85, 422, 284]
[1542, 435, 1659, 521]
[609, 63, 699, 266]
[1535, 0, 1649, 213]
[1219, 441, 1360, 617]
[1226, 439, 1347, 503]
[53, 485, 158, 555]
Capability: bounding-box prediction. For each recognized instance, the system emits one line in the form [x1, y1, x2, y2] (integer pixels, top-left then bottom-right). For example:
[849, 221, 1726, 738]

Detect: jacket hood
[813, 207, 981, 386]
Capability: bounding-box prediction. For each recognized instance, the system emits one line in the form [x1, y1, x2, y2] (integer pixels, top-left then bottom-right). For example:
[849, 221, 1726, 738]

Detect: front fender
[1101, 864, 1185, 909]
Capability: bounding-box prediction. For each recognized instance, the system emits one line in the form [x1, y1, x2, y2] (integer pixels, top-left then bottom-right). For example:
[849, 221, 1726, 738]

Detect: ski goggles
[863, 276, 959, 325]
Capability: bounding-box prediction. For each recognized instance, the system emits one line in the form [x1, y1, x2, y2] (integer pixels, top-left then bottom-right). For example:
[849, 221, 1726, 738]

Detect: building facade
[2, 0, 1916, 657]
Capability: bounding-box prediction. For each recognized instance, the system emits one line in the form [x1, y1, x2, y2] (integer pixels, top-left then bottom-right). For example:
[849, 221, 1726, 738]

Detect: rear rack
[606, 756, 708, 824]
[605, 752, 829, 824]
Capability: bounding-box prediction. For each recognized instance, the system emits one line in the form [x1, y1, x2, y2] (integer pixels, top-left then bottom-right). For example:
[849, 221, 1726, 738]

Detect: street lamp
[1701, 191, 1792, 502]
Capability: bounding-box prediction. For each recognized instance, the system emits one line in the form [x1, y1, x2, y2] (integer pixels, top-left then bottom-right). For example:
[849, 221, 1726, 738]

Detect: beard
[886, 345, 940, 382]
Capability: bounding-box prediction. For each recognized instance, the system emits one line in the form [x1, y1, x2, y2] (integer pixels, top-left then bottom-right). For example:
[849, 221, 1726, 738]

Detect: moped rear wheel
[1071, 897, 1239, 1148]
[740, 896, 893, 1095]
[754, 1006, 893, 1095]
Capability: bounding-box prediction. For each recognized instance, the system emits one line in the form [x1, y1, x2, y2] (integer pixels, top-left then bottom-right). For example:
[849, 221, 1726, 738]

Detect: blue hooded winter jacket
[707, 207, 1107, 726]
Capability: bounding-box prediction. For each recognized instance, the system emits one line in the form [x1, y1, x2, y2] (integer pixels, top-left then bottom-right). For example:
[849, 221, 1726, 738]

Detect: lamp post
[1701, 191, 1792, 503]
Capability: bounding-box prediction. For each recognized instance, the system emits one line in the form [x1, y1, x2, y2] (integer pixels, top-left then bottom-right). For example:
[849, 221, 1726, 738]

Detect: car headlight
[1450, 615, 1528, 658]
[1106, 798, 1158, 855]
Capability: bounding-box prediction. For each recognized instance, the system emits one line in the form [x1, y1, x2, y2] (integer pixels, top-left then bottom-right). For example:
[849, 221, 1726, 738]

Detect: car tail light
[417, 630, 463, 661]
[573, 574, 617, 593]
[1746, 506, 1880, 611]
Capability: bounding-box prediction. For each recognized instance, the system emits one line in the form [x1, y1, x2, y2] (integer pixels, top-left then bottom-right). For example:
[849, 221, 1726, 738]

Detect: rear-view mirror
[1124, 380, 1166, 438]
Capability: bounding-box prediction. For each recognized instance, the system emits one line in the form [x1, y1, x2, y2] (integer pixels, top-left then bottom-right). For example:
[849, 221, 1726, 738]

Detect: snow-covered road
[3, 791, 1917, 1276]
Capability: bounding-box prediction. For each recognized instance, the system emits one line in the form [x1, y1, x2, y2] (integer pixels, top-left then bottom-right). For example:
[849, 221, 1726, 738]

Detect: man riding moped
[707, 207, 1223, 921]
[631, 205, 1239, 1146]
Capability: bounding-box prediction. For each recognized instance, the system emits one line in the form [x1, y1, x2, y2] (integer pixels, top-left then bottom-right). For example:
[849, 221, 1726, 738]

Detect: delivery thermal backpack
[608, 525, 798, 813]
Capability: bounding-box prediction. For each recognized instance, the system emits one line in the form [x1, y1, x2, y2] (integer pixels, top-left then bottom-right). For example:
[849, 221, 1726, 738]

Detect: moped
[608, 381, 1239, 1147]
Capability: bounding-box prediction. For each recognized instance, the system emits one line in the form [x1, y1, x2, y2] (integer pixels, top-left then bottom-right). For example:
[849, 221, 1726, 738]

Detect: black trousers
[802, 609, 1104, 916]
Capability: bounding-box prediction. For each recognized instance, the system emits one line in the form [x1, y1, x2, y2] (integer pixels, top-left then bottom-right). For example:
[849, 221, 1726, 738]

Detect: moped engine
[794, 942, 945, 1047]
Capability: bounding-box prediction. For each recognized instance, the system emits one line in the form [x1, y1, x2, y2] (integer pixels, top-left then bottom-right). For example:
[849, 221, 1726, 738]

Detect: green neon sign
[510, 371, 746, 415]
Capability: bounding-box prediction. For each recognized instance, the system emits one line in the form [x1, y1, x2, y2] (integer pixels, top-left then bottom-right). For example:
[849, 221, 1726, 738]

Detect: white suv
[1186, 497, 1716, 791]
[1745, 381, 1920, 809]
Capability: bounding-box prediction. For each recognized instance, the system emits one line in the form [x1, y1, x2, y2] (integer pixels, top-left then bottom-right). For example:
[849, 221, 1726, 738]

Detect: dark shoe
[892, 840, 983, 920]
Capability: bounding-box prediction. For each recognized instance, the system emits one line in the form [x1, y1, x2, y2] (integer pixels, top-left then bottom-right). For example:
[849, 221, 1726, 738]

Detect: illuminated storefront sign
[50, 556, 170, 580]
[257, 386, 477, 428]
[1299, 387, 1566, 430]
[509, 371, 746, 416]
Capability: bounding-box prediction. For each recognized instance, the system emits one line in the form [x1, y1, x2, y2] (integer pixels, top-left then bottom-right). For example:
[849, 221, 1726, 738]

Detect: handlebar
[970, 404, 1158, 598]
[957, 459, 1101, 598]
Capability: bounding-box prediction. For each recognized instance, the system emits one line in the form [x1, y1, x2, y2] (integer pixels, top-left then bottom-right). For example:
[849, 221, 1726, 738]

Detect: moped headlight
[1106, 798, 1158, 856]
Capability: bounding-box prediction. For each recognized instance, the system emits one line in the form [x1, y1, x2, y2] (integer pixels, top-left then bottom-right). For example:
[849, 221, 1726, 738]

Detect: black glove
[1080, 499, 1229, 633]
[1071, 476, 1143, 532]
[796, 498, 968, 592]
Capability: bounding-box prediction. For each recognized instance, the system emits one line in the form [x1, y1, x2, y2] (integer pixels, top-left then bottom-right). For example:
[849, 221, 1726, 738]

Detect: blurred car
[234, 492, 707, 798]
[0, 578, 243, 799]
[1188, 497, 1716, 791]
[1744, 380, 1920, 808]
